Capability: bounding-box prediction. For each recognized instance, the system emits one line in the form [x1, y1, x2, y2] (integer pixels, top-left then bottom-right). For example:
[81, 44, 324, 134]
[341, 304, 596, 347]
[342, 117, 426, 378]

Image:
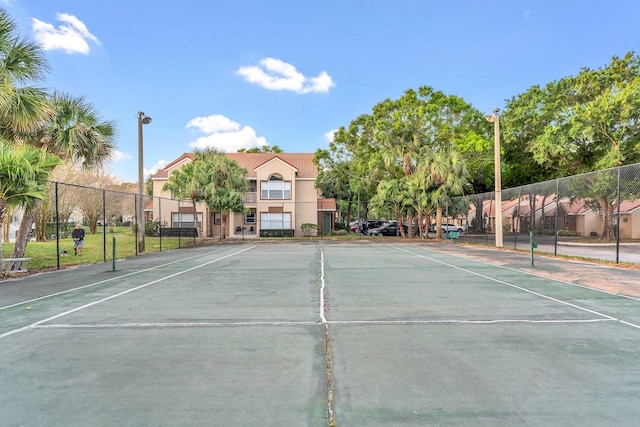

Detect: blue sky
[3, 0, 640, 182]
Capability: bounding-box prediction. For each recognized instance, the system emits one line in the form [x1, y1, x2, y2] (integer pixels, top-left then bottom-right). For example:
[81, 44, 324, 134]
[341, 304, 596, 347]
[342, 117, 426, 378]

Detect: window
[261, 174, 291, 199]
[172, 213, 202, 228]
[261, 212, 291, 229]
[245, 210, 256, 224]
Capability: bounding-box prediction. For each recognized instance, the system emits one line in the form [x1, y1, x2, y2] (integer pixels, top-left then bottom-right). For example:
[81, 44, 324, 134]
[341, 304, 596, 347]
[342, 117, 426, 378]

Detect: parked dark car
[367, 222, 408, 236]
[351, 220, 385, 234]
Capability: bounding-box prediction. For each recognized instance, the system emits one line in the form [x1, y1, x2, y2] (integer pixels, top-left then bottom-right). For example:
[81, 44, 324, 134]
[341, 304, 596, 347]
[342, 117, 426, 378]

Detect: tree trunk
[192, 199, 203, 239]
[435, 205, 443, 239]
[0, 198, 7, 260]
[396, 212, 405, 238]
[220, 212, 227, 241]
[473, 200, 483, 232]
[35, 201, 48, 241]
[12, 207, 35, 258]
[600, 198, 613, 240]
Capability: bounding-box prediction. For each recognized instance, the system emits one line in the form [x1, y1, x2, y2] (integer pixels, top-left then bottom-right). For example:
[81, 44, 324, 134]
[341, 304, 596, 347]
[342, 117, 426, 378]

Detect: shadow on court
[1, 241, 640, 426]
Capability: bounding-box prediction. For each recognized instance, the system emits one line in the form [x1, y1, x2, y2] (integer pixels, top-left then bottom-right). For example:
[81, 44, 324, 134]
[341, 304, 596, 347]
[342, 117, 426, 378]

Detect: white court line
[0, 246, 233, 312]
[390, 245, 634, 326]
[320, 250, 327, 323]
[0, 246, 255, 340]
[419, 243, 640, 302]
[327, 318, 615, 326]
[35, 321, 319, 328]
[33, 318, 614, 329]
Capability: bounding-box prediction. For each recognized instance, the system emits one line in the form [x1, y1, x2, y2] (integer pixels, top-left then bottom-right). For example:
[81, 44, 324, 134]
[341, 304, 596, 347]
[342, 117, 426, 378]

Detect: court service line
[35, 320, 319, 329]
[326, 318, 615, 326]
[0, 246, 233, 312]
[391, 245, 628, 325]
[32, 318, 615, 330]
[0, 246, 255, 340]
[320, 250, 327, 323]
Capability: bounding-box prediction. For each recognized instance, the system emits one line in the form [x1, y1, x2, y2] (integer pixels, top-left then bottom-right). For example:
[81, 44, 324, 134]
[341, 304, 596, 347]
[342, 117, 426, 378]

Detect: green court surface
[1, 241, 640, 426]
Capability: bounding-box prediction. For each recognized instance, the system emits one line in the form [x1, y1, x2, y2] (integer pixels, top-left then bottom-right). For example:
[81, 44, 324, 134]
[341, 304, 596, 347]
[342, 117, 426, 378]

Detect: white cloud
[187, 114, 267, 152]
[237, 58, 335, 94]
[145, 160, 168, 178]
[32, 13, 100, 54]
[325, 129, 338, 143]
[111, 150, 132, 162]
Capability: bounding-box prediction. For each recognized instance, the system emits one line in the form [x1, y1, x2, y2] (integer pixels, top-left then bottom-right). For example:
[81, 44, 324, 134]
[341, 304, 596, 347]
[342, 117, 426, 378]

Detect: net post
[112, 237, 116, 271]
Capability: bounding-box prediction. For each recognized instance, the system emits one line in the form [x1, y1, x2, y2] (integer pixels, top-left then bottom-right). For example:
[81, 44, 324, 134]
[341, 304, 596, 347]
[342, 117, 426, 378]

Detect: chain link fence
[450, 163, 640, 265]
[13, 181, 199, 270]
[7, 164, 639, 271]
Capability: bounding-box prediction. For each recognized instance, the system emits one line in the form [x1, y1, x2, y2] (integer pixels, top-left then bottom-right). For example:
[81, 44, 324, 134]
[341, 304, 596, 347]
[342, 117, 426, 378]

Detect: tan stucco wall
[153, 157, 323, 238]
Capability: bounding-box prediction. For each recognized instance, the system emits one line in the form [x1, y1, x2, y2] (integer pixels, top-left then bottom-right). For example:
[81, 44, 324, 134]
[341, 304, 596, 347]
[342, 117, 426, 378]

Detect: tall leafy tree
[163, 149, 248, 240]
[12, 93, 117, 256]
[162, 160, 208, 239]
[502, 52, 640, 239]
[0, 142, 60, 260]
[415, 149, 469, 239]
[198, 149, 247, 240]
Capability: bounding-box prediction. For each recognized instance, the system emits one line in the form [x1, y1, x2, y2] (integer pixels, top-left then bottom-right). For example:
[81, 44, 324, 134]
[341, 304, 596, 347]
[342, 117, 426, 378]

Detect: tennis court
[2, 241, 640, 426]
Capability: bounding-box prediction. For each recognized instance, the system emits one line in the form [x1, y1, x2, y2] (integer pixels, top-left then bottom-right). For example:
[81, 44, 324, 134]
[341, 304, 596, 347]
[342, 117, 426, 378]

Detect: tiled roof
[151, 152, 318, 179]
[317, 198, 336, 211]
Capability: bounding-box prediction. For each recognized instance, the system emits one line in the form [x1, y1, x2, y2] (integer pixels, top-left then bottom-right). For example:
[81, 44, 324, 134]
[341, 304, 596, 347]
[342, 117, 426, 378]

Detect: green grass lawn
[2, 226, 195, 270]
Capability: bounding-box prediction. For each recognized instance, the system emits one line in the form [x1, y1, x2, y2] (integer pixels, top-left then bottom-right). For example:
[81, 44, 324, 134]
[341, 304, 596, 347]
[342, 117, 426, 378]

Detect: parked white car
[429, 223, 465, 233]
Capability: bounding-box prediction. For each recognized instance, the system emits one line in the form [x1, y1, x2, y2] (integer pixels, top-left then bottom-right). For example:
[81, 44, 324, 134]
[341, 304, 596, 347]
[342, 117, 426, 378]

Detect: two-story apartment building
[150, 152, 335, 238]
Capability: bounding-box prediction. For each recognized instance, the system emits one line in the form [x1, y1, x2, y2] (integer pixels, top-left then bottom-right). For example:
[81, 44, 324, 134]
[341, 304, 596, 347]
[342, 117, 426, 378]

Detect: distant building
[150, 152, 336, 238]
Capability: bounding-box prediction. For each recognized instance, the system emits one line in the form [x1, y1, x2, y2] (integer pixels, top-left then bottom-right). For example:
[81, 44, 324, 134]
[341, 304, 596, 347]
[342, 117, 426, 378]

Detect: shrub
[335, 222, 347, 231]
[259, 229, 295, 238]
[301, 223, 319, 237]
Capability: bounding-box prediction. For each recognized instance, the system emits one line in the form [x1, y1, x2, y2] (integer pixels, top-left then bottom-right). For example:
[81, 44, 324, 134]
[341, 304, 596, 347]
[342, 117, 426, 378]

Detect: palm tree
[162, 161, 208, 239]
[0, 8, 52, 141]
[417, 150, 469, 239]
[35, 92, 116, 168]
[198, 149, 247, 240]
[0, 142, 60, 260]
[369, 178, 407, 237]
[1, 10, 116, 255]
[11, 93, 117, 257]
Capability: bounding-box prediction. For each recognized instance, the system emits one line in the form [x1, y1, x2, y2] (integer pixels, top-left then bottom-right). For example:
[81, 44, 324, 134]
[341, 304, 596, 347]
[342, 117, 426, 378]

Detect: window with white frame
[172, 213, 202, 228]
[260, 174, 291, 199]
[260, 212, 291, 229]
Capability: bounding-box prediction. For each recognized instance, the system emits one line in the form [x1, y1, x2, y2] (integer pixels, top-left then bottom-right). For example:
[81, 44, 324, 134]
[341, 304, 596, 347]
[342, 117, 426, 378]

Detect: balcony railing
[244, 192, 257, 203]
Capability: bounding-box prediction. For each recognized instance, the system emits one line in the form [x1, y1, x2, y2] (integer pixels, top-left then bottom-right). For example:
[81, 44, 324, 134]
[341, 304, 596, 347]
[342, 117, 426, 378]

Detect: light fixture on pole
[137, 111, 152, 254]
[485, 108, 504, 248]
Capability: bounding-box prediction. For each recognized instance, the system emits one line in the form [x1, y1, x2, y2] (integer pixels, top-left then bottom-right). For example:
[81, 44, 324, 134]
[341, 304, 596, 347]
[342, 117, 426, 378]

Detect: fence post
[55, 182, 61, 270]
[134, 195, 138, 255]
[513, 187, 522, 250]
[616, 167, 621, 263]
[554, 178, 559, 256]
[158, 197, 162, 252]
[103, 189, 107, 263]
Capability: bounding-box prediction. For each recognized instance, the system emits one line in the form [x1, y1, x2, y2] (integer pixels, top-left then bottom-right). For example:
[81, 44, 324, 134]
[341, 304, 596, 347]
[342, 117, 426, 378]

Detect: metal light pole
[137, 112, 152, 254]
[485, 108, 503, 248]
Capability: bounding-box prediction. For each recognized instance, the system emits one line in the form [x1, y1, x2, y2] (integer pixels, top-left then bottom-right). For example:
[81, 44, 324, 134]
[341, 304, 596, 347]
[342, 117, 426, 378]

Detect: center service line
[320, 250, 327, 323]
[0, 246, 256, 340]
